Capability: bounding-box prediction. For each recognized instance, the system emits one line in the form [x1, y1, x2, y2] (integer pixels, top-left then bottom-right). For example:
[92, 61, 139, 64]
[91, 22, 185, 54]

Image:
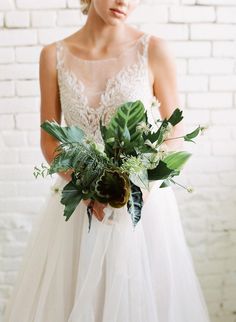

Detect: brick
[0, 48, 15, 63]
[142, 24, 189, 40]
[170, 6, 215, 23]
[188, 174, 220, 187]
[219, 172, 236, 186]
[182, 0, 196, 3]
[16, 181, 52, 197]
[0, 183, 17, 197]
[0, 97, 39, 114]
[212, 110, 236, 125]
[187, 93, 233, 108]
[0, 29, 37, 46]
[16, 80, 39, 96]
[0, 12, 3, 27]
[210, 76, 236, 91]
[16, 0, 66, 9]
[178, 75, 208, 92]
[0, 165, 37, 181]
[19, 148, 44, 164]
[213, 141, 236, 156]
[38, 27, 75, 44]
[31, 11, 56, 27]
[213, 41, 236, 58]
[5, 11, 30, 28]
[15, 46, 41, 63]
[0, 258, 23, 271]
[0, 198, 45, 214]
[170, 41, 211, 57]
[67, 0, 80, 8]
[0, 115, 15, 130]
[185, 156, 236, 173]
[129, 5, 168, 23]
[1, 243, 26, 257]
[2, 131, 28, 147]
[198, 0, 236, 4]
[0, 64, 38, 80]
[189, 58, 235, 74]
[0, 149, 19, 164]
[217, 7, 236, 23]
[15, 113, 39, 130]
[0, 81, 15, 97]
[207, 125, 231, 139]
[176, 59, 187, 74]
[57, 9, 82, 26]
[184, 109, 210, 124]
[191, 24, 236, 40]
[0, 0, 14, 10]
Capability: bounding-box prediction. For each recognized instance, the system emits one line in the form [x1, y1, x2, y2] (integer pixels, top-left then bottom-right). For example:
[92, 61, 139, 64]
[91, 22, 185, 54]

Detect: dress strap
[55, 40, 64, 70]
[140, 33, 151, 59]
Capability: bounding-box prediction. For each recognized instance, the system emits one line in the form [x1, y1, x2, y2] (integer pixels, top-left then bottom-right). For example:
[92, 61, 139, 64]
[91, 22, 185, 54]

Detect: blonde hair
[80, 0, 91, 15]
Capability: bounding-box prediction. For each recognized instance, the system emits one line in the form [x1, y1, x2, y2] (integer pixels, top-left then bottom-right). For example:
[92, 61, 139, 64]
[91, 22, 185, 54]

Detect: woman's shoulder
[39, 41, 59, 73]
[148, 34, 172, 62]
[148, 34, 176, 73]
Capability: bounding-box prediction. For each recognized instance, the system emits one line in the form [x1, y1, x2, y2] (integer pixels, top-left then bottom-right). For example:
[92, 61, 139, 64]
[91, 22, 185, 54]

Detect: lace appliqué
[56, 34, 154, 145]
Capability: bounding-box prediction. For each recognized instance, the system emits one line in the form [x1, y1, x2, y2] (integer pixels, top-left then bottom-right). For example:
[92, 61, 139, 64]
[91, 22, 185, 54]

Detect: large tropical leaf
[143, 108, 184, 144]
[127, 181, 143, 228]
[184, 125, 203, 143]
[41, 120, 85, 144]
[100, 100, 148, 157]
[147, 160, 174, 180]
[61, 181, 83, 221]
[162, 151, 191, 170]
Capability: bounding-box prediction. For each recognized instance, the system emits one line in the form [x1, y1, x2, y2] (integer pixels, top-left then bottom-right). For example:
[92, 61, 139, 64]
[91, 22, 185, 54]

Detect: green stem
[170, 178, 188, 190]
[164, 135, 185, 141]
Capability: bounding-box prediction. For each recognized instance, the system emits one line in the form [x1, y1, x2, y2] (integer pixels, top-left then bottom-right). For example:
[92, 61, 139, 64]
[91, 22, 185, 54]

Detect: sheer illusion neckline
[60, 33, 147, 63]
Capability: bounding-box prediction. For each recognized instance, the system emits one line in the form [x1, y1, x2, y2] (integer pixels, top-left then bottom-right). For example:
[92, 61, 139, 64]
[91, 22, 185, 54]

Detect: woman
[3, 0, 211, 321]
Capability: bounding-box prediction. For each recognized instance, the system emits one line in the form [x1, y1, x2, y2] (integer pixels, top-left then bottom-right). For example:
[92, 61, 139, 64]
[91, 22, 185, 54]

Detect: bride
[3, 0, 212, 321]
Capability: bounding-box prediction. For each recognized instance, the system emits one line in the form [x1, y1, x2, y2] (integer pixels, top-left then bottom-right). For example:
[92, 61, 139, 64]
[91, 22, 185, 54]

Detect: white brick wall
[0, 1, 236, 322]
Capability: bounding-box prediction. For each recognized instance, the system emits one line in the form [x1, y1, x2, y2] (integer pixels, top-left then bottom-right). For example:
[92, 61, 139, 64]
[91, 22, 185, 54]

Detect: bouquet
[34, 100, 205, 231]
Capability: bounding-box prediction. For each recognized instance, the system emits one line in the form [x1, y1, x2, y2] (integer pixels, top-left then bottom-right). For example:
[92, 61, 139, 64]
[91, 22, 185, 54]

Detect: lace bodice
[56, 33, 158, 144]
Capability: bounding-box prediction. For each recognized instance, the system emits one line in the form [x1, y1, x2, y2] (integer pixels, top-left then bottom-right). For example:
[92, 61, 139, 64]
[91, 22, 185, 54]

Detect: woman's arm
[149, 36, 185, 151]
[39, 43, 107, 219]
[39, 44, 72, 182]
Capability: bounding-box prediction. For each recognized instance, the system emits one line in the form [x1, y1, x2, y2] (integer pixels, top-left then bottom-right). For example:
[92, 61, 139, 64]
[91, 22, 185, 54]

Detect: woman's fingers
[83, 199, 108, 221]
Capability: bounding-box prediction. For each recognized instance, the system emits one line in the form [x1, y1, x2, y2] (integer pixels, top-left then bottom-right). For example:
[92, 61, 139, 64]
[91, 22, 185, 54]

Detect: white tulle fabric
[3, 32, 211, 322]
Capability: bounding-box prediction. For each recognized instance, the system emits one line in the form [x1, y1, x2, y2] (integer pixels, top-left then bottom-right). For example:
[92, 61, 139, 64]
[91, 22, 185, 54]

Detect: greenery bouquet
[34, 100, 204, 231]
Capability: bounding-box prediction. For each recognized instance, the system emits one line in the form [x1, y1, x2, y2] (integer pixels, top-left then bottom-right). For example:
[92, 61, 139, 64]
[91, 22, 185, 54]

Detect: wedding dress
[3, 32, 211, 322]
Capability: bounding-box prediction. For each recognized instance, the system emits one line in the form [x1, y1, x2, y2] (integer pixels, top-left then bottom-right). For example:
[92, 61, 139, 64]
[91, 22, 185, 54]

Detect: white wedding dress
[3, 32, 211, 322]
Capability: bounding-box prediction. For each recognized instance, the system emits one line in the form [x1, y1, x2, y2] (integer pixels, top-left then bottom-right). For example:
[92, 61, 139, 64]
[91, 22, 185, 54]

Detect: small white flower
[136, 121, 150, 135]
[187, 186, 194, 193]
[144, 139, 156, 149]
[163, 122, 173, 139]
[151, 96, 161, 109]
[51, 185, 61, 194]
[200, 124, 209, 136]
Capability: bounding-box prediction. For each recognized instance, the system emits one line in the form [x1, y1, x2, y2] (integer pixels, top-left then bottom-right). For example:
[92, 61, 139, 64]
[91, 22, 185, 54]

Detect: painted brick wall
[0, 0, 236, 321]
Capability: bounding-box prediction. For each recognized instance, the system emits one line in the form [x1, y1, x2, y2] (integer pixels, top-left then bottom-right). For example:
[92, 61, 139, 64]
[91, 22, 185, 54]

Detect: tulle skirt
[3, 176, 211, 322]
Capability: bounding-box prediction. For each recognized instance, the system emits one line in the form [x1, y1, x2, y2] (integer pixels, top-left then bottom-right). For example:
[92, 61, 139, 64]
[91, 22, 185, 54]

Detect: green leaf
[160, 179, 171, 188]
[147, 160, 174, 180]
[163, 151, 191, 170]
[129, 169, 149, 190]
[100, 100, 148, 157]
[184, 125, 202, 143]
[143, 108, 184, 144]
[61, 181, 83, 221]
[41, 120, 85, 144]
[127, 181, 143, 228]
[167, 108, 184, 126]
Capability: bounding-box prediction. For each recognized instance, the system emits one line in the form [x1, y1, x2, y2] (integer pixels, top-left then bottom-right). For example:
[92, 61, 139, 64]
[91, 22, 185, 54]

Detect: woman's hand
[83, 199, 108, 221]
